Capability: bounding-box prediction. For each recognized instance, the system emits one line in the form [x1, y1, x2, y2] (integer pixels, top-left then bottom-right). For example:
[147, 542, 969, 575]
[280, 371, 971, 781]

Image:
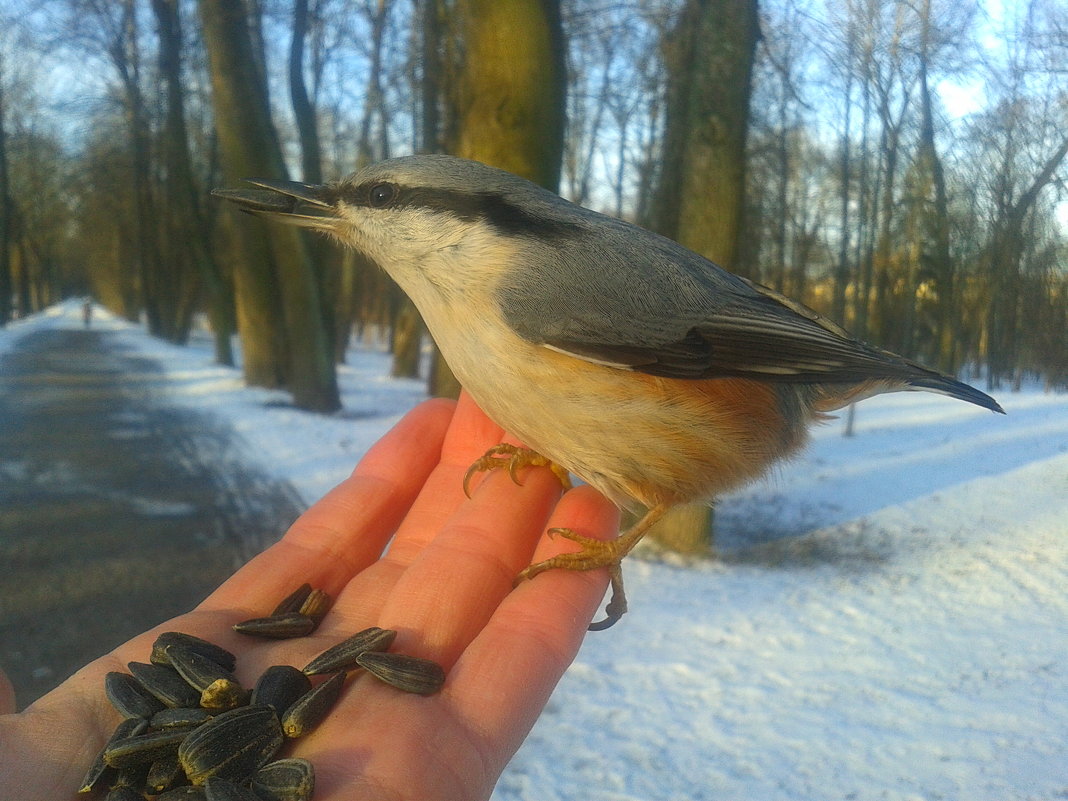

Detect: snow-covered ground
[4, 300, 1067, 800]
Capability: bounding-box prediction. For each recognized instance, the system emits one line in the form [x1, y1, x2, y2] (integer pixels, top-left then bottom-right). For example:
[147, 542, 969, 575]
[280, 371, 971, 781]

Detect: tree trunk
[452, 0, 566, 190]
[110, 0, 163, 337]
[290, 0, 341, 365]
[289, 0, 322, 185]
[432, 0, 567, 399]
[199, 0, 339, 411]
[0, 58, 11, 326]
[647, 0, 759, 556]
[916, 0, 954, 372]
[152, 0, 234, 357]
[832, 31, 855, 329]
[390, 287, 424, 378]
[985, 135, 1068, 387]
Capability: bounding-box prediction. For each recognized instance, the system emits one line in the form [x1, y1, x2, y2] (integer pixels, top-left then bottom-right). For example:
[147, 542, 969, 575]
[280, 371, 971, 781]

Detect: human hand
[0, 392, 619, 800]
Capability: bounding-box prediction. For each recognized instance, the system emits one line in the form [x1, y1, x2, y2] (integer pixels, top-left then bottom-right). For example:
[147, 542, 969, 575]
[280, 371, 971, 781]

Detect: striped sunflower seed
[178, 704, 283, 786]
[302, 627, 396, 676]
[232, 613, 317, 640]
[104, 671, 165, 719]
[280, 672, 345, 738]
[355, 651, 446, 695]
[151, 633, 236, 673]
[251, 757, 315, 801]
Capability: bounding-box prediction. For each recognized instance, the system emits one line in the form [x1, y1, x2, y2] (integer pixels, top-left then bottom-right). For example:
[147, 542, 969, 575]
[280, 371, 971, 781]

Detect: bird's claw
[462, 444, 572, 498]
[516, 527, 629, 631]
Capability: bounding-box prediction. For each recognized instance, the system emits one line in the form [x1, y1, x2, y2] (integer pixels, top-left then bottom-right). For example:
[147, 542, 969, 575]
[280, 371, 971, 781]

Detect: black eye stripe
[339, 183, 583, 240]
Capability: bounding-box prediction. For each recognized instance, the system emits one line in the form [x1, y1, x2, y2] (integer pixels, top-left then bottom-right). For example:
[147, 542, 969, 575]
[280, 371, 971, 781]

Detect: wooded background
[1, 0, 1065, 412]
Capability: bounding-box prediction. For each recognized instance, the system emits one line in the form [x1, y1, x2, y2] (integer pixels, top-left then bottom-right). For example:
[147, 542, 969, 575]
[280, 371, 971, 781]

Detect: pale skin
[0, 393, 619, 801]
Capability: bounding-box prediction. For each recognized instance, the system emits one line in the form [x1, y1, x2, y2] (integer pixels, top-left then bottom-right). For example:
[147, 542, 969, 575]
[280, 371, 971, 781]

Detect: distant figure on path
[81, 298, 92, 328]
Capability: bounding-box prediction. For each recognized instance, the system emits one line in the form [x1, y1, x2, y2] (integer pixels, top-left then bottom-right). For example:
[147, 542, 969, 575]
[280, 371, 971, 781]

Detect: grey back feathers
[335, 155, 1003, 414]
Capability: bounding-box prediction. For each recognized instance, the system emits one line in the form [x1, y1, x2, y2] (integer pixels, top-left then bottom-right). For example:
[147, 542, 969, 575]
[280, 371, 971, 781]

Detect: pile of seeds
[80, 584, 446, 800]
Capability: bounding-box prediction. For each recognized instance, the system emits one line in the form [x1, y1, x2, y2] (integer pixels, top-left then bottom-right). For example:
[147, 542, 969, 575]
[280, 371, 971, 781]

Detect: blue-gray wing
[495, 218, 1001, 411]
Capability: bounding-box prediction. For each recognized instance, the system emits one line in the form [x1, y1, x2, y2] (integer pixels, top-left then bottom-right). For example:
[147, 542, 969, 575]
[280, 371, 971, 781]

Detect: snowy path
[0, 323, 303, 707]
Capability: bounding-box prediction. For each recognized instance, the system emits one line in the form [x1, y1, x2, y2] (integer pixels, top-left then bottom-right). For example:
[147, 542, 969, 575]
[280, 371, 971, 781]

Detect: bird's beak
[212, 179, 338, 231]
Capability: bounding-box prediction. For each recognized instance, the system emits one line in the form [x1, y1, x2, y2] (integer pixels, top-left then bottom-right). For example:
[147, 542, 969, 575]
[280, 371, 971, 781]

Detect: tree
[427, 0, 568, 398]
[909, 0, 959, 372]
[0, 51, 11, 326]
[151, 0, 233, 360]
[450, 0, 566, 189]
[58, 0, 166, 333]
[647, 0, 760, 555]
[199, 0, 339, 412]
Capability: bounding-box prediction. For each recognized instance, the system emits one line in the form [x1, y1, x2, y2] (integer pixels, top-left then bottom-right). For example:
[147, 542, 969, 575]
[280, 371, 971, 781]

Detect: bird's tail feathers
[905, 374, 1005, 414]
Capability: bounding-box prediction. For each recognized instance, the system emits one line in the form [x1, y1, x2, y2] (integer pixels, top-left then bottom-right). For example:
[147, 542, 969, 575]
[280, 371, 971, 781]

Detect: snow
[4, 299, 1067, 800]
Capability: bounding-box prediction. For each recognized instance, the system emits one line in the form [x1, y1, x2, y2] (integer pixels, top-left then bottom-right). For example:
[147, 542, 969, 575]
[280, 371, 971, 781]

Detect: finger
[383, 391, 506, 565]
[445, 485, 619, 758]
[201, 398, 456, 616]
[374, 460, 566, 666]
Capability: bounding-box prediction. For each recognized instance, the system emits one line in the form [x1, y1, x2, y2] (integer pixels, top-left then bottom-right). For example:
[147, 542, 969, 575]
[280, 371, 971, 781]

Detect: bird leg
[462, 443, 573, 498]
[518, 503, 670, 630]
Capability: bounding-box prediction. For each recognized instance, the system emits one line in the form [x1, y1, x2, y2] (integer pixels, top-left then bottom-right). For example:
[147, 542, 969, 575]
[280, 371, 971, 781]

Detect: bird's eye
[368, 182, 397, 208]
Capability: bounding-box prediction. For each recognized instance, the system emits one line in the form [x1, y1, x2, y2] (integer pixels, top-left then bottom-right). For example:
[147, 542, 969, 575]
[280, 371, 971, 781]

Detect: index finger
[202, 397, 457, 615]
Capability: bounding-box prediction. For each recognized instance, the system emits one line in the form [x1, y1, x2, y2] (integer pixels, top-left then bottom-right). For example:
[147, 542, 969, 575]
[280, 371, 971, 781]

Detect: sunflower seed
[79, 718, 146, 793]
[251, 757, 315, 801]
[270, 583, 313, 616]
[104, 727, 193, 769]
[150, 707, 215, 729]
[302, 627, 396, 676]
[178, 704, 283, 785]
[156, 786, 208, 801]
[128, 662, 201, 709]
[355, 651, 446, 695]
[280, 672, 345, 738]
[232, 613, 317, 640]
[111, 761, 150, 790]
[151, 632, 237, 673]
[105, 787, 144, 801]
[146, 753, 185, 793]
[251, 665, 311, 714]
[165, 646, 238, 690]
[297, 589, 331, 623]
[204, 776, 263, 801]
[105, 671, 165, 720]
[167, 645, 248, 710]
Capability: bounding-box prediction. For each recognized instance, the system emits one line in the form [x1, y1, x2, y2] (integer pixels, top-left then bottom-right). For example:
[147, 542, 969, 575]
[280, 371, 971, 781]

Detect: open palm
[0, 392, 619, 801]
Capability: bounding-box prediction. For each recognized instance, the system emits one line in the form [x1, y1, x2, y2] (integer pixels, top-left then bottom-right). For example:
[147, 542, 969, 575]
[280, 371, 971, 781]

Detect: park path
[0, 325, 305, 709]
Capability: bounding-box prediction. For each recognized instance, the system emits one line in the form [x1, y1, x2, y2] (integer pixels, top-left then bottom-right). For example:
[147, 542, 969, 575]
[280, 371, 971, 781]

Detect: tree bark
[0, 57, 12, 326]
[432, 0, 567, 399]
[647, 0, 760, 556]
[152, 0, 234, 357]
[452, 0, 567, 191]
[200, 0, 339, 411]
[916, 0, 954, 372]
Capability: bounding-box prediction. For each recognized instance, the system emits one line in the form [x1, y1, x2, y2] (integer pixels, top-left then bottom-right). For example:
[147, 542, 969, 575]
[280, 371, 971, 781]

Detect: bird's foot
[463, 443, 572, 497]
[517, 504, 671, 631]
[517, 527, 635, 630]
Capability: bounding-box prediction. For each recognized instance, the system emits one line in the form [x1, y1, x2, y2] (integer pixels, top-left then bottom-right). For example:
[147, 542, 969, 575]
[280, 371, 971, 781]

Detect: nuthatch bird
[216, 155, 1003, 629]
